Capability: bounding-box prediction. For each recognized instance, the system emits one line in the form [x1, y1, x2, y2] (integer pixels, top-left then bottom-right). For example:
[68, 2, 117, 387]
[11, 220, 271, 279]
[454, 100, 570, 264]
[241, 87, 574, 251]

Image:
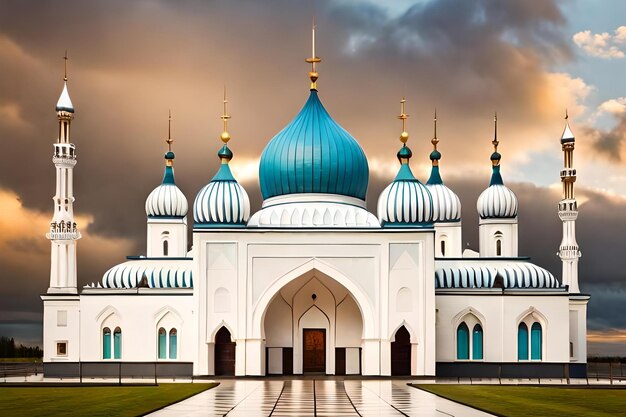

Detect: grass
[0, 383, 218, 417]
[414, 384, 626, 417]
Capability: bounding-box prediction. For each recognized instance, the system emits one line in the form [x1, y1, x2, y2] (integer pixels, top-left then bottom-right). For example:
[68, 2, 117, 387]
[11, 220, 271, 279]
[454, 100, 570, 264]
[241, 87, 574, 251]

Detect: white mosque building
[41, 37, 589, 379]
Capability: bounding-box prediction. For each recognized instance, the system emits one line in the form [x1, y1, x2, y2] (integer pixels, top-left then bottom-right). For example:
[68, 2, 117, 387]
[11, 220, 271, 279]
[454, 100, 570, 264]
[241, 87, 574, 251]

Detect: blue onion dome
[377, 99, 433, 226]
[145, 150, 188, 218]
[477, 116, 518, 219]
[259, 90, 369, 201]
[425, 119, 461, 222]
[194, 101, 250, 226]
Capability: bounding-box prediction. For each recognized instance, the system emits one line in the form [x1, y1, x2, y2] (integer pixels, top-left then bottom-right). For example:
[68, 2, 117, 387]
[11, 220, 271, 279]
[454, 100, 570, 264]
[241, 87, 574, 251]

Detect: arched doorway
[391, 326, 411, 376]
[214, 326, 235, 376]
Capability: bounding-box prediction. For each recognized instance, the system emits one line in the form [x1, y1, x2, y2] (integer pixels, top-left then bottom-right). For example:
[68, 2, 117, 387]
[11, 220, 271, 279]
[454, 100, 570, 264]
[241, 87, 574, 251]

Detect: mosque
[41, 33, 589, 379]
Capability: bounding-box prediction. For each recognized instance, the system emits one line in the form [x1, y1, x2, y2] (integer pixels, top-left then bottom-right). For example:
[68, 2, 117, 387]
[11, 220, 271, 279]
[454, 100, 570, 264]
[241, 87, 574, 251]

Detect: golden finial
[220, 86, 231, 144]
[492, 111, 499, 152]
[304, 17, 322, 90]
[431, 108, 439, 150]
[565, 108, 569, 120]
[63, 50, 68, 81]
[166, 110, 173, 151]
[398, 97, 409, 144]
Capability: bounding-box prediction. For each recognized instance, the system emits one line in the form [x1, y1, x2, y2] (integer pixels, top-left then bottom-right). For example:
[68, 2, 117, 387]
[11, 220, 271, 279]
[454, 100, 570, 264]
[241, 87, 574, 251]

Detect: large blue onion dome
[259, 90, 369, 201]
[145, 150, 188, 218]
[194, 100, 250, 227]
[477, 116, 518, 219]
[425, 117, 461, 222]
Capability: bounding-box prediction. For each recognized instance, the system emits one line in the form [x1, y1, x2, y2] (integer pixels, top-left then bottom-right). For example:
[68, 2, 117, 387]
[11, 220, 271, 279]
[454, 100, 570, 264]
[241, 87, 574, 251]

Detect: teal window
[158, 328, 167, 359]
[103, 327, 111, 359]
[113, 327, 122, 359]
[531, 322, 542, 360]
[456, 323, 469, 360]
[169, 329, 178, 359]
[472, 324, 483, 360]
[518, 323, 529, 360]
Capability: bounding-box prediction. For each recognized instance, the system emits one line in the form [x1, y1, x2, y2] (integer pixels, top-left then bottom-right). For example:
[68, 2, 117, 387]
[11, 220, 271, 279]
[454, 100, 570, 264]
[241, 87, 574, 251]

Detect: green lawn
[414, 384, 626, 417]
[0, 383, 217, 417]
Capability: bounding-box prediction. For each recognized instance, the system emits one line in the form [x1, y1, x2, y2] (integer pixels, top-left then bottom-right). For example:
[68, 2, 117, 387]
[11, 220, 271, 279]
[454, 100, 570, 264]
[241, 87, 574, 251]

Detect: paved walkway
[149, 379, 494, 416]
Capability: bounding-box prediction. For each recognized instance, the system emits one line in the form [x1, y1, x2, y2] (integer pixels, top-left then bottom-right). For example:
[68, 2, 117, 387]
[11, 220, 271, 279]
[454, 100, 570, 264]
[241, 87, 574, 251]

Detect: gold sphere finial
[431, 108, 439, 150]
[492, 111, 499, 151]
[220, 86, 231, 144]
[63, 50, 68, 82]
[305, 17, 322, 89]
[398, 97, 409, 143]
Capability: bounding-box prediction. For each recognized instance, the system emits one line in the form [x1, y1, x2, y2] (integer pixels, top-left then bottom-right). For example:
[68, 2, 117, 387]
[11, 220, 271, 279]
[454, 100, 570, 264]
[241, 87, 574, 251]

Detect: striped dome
[259, 90, 369, 201]
[377, 161, 433, 226]
[477, 165, 518, 219]
[102, 260, 193, 289]
[194, 161, 250, 226]
[426, 166, 461, 222]
[145, 166, 188, 218]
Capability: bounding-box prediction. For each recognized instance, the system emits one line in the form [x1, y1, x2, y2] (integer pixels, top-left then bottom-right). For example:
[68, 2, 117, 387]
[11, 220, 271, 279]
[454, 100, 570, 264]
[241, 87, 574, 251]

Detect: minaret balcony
[560, 168, 576, 178]
[46, 231, 81, 240]
[52, 156, 77, 167]
[558, 209, 578, 221]
[559, 248, 581, 259]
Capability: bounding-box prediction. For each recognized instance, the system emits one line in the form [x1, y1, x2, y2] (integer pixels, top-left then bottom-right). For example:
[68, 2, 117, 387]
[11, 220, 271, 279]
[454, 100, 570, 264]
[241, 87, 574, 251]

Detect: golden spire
[63, 50, 68, 81]
[398, 97, 409, 144]
[431, 109, 439, 150]
[492, 112, 499, 152]
[165, 110, 174, 166]
[220, 86, 231, 144]
[565, 108, 569, 120]
[304, 17, 321, 90]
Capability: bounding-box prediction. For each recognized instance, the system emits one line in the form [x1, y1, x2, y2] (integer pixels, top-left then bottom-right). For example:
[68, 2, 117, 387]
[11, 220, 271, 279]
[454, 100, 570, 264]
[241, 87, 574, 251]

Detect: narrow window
[531, 322, 542, 360]
[456, 322, 469, 360]
[158, 328, 167, 359]
[518, 323, 529, 360]
[163, 240, 169, 256]
[472, 324, 483, 360]
[57, 342, 67, 356]
[169, 329, 178, 360]
[496, 239, 502, 256]
[103, 327, 111, 359]
[113, 327, 122, 360]
[570, 342, 574, 358]
[440, 240, 446, 257]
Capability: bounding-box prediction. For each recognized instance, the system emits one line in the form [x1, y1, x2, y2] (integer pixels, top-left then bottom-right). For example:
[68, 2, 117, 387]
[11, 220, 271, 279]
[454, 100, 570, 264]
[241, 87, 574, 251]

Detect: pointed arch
[95, 305, 122, 327]
[389, 320, 418, 344]
[209, 321, 236, 343]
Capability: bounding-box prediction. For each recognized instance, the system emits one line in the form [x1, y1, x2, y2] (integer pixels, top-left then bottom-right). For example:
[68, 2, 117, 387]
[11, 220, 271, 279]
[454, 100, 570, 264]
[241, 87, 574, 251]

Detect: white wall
[147, 219, 187, 257]
[479, 219, 518, 257]
[42, 295, 80, 362]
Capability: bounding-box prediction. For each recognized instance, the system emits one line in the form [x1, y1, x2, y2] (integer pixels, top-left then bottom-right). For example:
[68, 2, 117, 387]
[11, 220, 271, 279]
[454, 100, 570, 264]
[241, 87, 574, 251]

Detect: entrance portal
[303, 329, 326, 373]
[391, 326, 411, 376]
[214, 326, 235, 376]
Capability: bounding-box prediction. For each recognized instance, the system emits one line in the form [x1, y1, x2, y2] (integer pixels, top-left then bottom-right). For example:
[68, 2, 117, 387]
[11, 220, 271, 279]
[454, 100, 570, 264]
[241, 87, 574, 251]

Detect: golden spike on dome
[398, 97, 409, 144]
[304, 16, 322, 90]
[431, 108, 439, 150]
[63, 50, 68, 81]
[220, 86, 231, 144]
[492, 111, 499, 152]
[565, 108, 569, 120]
[165, 110, 174, 166]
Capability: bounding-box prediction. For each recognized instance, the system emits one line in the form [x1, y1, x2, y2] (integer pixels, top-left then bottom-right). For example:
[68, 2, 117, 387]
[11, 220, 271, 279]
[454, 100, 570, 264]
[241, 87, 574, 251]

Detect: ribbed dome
[145, 165, 188, 218]
[377, 156, 433, 226]
[194, 160, 250, 226]
[259, 90, 369, 201]
[426, 166, 461, 222]
[477, 165, 518, 219]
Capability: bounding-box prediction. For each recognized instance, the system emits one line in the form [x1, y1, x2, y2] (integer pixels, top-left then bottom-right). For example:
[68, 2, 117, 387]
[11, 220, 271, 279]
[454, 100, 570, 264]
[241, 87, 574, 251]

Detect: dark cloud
[585, 115, 626, 162]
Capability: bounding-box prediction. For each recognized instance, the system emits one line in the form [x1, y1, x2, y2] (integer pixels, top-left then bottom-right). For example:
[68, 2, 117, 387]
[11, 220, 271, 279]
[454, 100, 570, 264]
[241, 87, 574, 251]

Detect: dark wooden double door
[215, 327, 235, 376]
[303, 329, 325, 373]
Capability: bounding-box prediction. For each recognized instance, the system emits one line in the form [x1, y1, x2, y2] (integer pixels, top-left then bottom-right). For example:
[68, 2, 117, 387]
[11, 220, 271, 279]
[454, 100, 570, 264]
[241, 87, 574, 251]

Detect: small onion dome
[377, 145, 433, 226]
[145, 152, 188, 218]
[56, 81, 74, 113]
[477, 165, 518, 219]
[561, 116, 575, 144]
[194, 145, 250, 226]
[426, 165, 461, 222]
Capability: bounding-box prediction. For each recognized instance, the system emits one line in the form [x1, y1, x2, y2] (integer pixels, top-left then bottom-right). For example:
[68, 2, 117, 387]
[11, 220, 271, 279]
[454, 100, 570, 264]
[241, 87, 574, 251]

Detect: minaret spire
[47, 53, 80, 293]
[216, 87, 234, 167]
[305, 17, 322, 90]
[558, 110, 581, 293]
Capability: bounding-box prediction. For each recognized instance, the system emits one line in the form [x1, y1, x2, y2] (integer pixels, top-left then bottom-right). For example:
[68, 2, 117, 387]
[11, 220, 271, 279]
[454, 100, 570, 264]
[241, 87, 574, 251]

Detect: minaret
[46, 52, 80, 294]
[558, 111, 581, 293]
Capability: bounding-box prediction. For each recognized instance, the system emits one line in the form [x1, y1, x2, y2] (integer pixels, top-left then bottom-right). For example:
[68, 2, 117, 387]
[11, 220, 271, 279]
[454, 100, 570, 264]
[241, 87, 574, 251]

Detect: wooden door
[391, 326, 411, 376]
[215, 327, 235, 376]
[303, 329, 326, 373]
[335, 347, 346, 375]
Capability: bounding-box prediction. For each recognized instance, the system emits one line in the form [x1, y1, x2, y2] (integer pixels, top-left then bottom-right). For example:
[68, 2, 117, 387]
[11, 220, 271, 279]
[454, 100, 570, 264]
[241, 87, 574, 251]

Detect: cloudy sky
[1, 0, 626, 355]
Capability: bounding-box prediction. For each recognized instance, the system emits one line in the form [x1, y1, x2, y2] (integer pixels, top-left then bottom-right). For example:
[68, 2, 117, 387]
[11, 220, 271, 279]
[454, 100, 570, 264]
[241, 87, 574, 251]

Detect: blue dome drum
[259, 90, 369, 201]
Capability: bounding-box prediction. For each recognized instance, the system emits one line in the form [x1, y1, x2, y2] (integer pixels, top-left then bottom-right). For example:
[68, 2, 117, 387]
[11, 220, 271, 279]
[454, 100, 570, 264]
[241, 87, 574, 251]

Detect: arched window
[103, 327, 111, 359]
[472, 324, 483, 360]
[518, 323, 529, 360]
[169, 329, 178, 359]
[531, 322, 542, 360]
[158, 328, 167, 359]
[163, 240, 169, 256]
[113, 327, 122, 359]
[440, 240, 446, 257]
[456, 323, 469, 360]
[496, 239, 502, 256]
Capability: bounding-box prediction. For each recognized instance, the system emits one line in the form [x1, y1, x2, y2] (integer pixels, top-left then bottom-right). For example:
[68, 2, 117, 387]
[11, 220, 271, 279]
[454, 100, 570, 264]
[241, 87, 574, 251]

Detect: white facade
[41, 60, 589, 379]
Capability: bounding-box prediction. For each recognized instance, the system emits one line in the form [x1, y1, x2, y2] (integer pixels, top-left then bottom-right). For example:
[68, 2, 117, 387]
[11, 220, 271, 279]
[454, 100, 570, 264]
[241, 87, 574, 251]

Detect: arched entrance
[391, 326, 411, 376]
[214, 326, 235, 376]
